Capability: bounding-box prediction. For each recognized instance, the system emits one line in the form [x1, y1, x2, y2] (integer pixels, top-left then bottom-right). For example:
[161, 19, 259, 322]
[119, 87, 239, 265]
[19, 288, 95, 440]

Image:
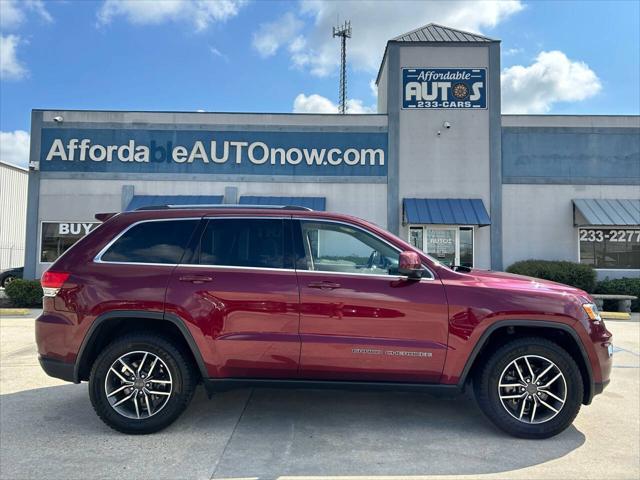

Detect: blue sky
[1, 0, 639, 166]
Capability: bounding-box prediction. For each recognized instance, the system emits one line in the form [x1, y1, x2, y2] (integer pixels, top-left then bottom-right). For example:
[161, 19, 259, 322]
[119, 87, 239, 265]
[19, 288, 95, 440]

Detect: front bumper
[38, 355, 76, 383]
[594, 379, 610, 396]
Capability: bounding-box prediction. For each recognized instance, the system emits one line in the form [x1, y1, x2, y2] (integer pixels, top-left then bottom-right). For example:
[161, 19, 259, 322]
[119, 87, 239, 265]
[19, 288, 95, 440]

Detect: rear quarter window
[100, 219, 199, 264]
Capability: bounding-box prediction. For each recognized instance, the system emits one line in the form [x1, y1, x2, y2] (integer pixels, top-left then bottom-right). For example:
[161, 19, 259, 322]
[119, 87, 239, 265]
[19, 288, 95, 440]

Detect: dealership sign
[40, 128, 388, 177]
[403, 68, 487, 109]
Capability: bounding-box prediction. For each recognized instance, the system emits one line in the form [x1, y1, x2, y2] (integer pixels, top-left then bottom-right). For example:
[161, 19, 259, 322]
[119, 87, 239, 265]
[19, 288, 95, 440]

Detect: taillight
[41, 271, 70, 297]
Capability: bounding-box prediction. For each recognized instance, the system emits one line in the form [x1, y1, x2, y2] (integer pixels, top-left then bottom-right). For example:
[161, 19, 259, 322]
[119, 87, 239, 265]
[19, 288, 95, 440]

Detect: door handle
[307, 281, 341, 290]
[178, 275, 213, 284]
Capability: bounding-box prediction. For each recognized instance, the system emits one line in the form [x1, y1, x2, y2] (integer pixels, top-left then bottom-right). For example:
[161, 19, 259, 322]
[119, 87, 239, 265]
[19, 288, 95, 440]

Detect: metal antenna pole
[333, 21, 352, 114]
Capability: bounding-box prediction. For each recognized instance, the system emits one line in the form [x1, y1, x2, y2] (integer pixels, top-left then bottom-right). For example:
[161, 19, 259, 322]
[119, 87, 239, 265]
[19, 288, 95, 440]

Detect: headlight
[582, 303, 601, 322]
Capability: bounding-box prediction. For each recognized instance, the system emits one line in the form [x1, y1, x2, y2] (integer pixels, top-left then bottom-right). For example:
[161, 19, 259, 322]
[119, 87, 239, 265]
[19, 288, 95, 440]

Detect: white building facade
[23, 24, 640, 280]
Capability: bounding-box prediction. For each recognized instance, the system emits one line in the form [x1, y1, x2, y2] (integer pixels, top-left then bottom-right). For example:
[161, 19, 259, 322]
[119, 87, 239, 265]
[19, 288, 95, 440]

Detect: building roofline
[392, 23, 498, 42]
[502, 114, 640, 117]
[0, 160, 28, 173]
[31, 108, 387, 117]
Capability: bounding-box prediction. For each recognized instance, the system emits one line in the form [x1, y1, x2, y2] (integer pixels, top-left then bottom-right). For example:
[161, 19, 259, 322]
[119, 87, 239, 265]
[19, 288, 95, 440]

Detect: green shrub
[4, 279, 43, 307]
[506, 260, 597, 292]
[595, 277, 640, 312]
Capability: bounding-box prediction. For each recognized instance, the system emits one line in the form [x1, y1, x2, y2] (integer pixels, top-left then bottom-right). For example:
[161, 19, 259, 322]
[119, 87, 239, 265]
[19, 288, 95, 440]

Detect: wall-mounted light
[443, 121, 451, 129]
[53, 116, 64, 123]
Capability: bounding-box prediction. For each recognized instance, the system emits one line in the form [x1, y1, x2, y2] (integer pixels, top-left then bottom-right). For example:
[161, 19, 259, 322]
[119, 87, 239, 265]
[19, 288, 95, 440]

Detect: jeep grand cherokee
[36, 205, 612, 438]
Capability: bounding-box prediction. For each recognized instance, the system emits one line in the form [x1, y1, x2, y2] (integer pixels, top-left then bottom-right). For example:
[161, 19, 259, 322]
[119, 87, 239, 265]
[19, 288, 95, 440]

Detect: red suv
[36, 206, 612, 438]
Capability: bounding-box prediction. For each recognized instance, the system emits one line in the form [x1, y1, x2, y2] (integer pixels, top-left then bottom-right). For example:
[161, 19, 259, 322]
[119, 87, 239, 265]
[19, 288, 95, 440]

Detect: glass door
[426, 227, 457, 266]
[408, 226, 475, 267]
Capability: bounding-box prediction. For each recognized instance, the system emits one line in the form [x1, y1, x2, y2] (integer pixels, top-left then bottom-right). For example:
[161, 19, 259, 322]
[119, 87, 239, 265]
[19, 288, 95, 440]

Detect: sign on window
[579, 228, 640, 269]
[40, 222, 99, 263]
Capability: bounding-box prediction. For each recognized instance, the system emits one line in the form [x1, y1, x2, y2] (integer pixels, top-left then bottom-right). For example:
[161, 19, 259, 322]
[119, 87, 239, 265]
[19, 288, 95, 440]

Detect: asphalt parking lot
[1, 311, 638, 480]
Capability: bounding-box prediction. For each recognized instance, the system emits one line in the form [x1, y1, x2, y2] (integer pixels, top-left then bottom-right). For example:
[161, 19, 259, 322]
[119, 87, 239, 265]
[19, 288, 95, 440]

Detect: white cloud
[0, 1, 52, 81]
[0, 1, 24, 30]
[254, 0, 523, 76]
[0, 35, 27, 80]
[0, 130, 30, 168]
[346, 98, 377, 114]
[253, 12, 303, 57]
[293, 93, 375, 114]
[504, 47, 523, 56]
[0, 0, 52, 30]
[209, 46, 228, 61]
[25, 0, 53, 24]
[369, 79, 378, 98]
[501, 50, 602, 113]
[97, 0, 246, 31]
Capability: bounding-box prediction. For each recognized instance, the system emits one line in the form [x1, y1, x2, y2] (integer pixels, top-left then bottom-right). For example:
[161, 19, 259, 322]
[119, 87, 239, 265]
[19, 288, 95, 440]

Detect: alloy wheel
[497, 354, 567, 424]
[104, 350, 173, 420]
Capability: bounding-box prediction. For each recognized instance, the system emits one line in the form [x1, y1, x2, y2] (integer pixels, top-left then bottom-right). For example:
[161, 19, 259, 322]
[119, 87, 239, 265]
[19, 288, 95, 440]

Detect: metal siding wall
[502, 127, 640, 185]
[0, 163, 28, 270]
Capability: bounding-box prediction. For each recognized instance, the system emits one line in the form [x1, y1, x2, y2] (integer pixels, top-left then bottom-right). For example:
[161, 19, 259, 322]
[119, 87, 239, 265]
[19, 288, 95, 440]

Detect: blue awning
[239, 196, 326, 211]
[573, 199, 640, 226]
[125, 195, 224, 211]
[403, 198, 491, 226]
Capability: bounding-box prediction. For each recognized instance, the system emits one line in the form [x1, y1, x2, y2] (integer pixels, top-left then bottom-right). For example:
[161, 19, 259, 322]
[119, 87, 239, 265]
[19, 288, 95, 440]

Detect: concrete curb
[601, 311, 631, 320]
[0, 308, 31, 317]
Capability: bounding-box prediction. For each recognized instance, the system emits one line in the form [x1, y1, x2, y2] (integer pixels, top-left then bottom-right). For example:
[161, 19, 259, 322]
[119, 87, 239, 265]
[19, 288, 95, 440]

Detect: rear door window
[100, 219, 199, 264]
[193, 218, 289, 269]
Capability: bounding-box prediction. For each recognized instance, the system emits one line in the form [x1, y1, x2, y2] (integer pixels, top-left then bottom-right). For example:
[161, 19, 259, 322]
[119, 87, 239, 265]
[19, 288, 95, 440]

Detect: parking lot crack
[209, 388, 254, 479]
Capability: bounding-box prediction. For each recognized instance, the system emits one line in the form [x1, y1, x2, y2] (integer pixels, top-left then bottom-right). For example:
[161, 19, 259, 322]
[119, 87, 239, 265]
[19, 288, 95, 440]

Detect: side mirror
[398, 251, 423, 279]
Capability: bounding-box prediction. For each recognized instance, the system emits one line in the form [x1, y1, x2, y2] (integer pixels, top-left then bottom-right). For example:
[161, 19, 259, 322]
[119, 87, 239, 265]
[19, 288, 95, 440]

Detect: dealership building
[24, 23, 639, 280]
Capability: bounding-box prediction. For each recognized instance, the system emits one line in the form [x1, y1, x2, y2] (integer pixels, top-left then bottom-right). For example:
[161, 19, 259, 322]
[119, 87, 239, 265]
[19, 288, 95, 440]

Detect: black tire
[475, 337, 583, 439]
[89, 332, 197, 434]
[1, 275, 16, 288]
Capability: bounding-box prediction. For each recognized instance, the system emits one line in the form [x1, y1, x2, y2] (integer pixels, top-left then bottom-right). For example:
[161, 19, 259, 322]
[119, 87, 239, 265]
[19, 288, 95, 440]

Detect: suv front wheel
[475, 337, 584, 439]
[89, 332, 196, 434]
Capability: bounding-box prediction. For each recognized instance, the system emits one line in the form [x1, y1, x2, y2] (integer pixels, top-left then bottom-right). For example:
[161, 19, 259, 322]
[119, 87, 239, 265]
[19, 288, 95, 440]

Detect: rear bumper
[38, 355, 76, 383]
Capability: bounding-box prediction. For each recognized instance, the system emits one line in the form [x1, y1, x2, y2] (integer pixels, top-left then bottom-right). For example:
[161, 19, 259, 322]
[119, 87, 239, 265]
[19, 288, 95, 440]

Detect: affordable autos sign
[403, 68, 487, 109]
[39, 128, 388, 177]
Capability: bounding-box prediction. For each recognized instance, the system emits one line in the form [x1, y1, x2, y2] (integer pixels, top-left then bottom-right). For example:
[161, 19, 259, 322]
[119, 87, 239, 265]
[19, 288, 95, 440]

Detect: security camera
[53, 116, 64, 123]
[443, 121, 451, 129]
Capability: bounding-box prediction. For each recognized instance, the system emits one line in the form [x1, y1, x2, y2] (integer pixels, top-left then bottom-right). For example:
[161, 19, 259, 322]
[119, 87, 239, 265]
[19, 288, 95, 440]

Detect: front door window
[299, 221, 400, 275]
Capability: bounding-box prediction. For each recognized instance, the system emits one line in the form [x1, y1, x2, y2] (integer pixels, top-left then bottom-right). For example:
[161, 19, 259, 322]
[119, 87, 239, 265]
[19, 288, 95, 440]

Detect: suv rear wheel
[89, 332, 196, 434]
[475, 337, 583, 439]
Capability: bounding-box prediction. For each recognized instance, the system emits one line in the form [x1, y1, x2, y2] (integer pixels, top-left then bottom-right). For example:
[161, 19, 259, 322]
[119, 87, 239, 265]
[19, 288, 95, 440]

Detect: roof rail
[135, 204, 313, 211]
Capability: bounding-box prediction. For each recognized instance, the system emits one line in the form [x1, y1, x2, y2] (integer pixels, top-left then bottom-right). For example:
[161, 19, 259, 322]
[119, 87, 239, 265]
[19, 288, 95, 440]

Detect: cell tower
[333, 20, 352, 114]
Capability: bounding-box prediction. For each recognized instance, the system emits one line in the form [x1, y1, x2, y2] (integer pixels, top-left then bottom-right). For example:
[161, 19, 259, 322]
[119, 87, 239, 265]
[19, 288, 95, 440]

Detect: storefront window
[40, 222, 100, 263]
[459, 227, 474, 267]
[409, 227, 423, 250]
[579, 228, 640, 269]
